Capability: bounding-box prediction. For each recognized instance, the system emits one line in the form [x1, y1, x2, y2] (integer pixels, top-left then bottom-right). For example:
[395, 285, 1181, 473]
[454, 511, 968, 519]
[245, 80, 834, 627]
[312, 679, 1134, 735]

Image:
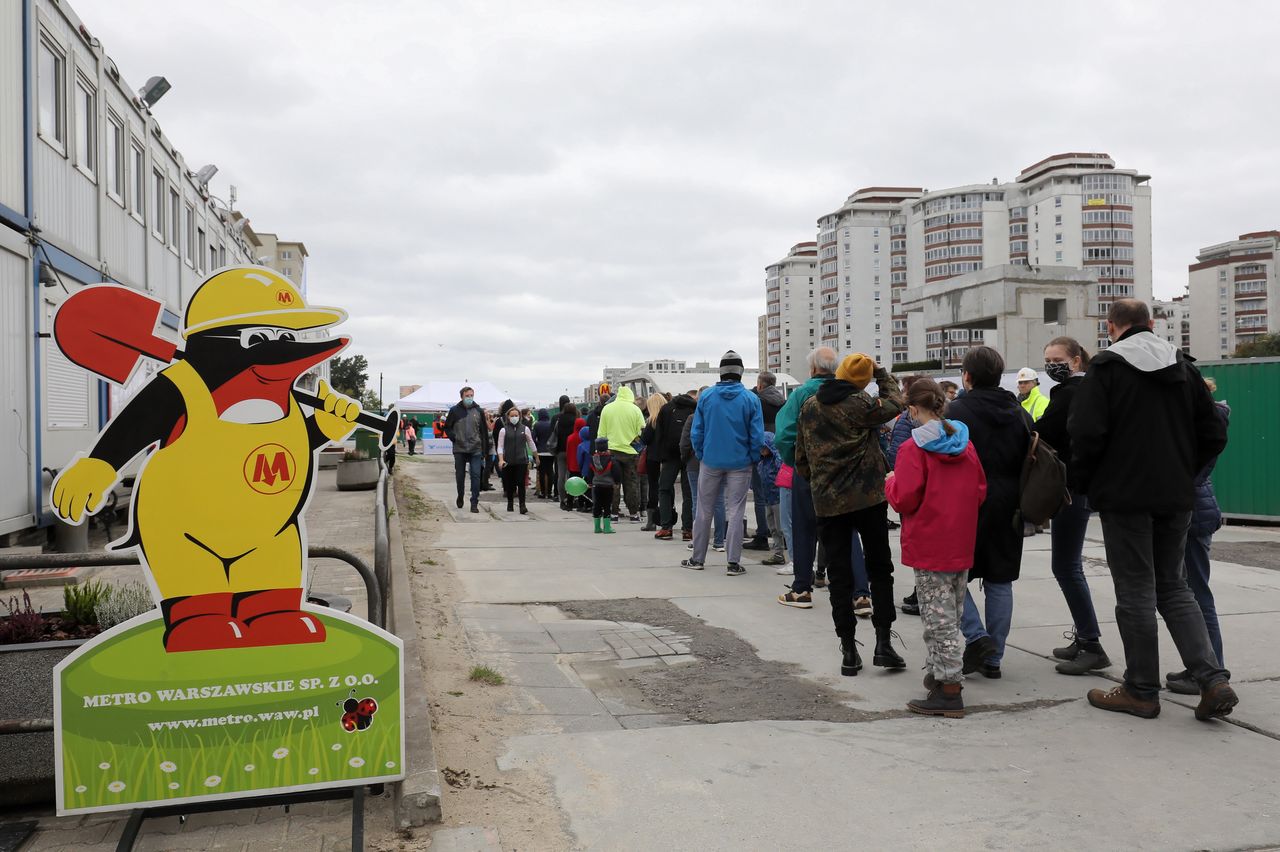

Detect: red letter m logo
[253, 452, 291, 486]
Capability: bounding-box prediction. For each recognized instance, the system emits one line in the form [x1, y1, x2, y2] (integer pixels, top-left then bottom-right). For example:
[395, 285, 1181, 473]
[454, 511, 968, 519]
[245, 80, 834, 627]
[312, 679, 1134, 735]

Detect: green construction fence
[1197, 357, 1279, 522]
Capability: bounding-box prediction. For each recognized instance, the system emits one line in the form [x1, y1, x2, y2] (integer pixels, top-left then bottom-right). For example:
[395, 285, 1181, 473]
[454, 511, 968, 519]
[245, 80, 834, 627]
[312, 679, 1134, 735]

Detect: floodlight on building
[138, 76, 171, 107]
[38, 264, 60, 287]
[193, 164, 218, 187]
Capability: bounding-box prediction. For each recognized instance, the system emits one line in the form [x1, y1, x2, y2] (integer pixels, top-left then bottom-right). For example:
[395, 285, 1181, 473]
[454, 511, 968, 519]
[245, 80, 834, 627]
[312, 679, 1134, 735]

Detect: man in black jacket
[1069, 299, 1235, 721]
[443, 386, 491, 513]
[652, 391, 698, 539]
[744, 372, 785, 550]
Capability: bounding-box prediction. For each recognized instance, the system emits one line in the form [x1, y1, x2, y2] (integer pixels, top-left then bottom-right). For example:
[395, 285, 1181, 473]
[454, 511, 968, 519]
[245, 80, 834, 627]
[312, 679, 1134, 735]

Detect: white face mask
[508, 416, 519, 424]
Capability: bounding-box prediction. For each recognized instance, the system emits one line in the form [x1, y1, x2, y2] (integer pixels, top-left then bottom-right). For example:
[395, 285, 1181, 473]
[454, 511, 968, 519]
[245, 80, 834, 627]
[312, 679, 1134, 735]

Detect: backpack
[545, 416, 560, 453]
[1019, 425, 1069, 525]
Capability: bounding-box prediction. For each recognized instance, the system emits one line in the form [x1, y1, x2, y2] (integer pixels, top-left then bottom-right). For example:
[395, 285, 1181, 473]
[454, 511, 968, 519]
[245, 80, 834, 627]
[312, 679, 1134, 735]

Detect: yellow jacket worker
[52, 268, 362, 652]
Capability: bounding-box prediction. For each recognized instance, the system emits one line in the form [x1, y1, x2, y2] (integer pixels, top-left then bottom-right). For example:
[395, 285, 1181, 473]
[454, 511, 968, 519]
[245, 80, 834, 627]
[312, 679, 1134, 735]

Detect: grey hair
[807, 347, 838, 375]
[757, 371, 776, 387]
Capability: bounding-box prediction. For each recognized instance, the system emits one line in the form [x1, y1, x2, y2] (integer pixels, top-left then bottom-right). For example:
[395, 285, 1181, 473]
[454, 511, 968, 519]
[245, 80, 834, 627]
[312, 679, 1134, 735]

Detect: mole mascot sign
[48, 267, 404, 814]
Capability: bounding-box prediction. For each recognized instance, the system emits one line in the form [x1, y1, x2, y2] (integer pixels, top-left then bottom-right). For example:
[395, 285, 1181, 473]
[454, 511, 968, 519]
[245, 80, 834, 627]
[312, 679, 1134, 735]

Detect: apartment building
[763, 241, 818, 377]
[1152, 296, 1192, 354]
[0, 0, 281, 535]
[1188, 231, 1278, 360]
[254, 233, 308, 289]
[766, 153, 1153, 366]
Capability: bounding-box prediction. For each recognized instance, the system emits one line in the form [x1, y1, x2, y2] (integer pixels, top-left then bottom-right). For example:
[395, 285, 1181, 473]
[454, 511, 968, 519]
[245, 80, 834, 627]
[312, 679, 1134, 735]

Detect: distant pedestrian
[653, 389, 698, 540]
[1016, 367, 1050, 420]
[497, 407, 535, 514]
[1033, 336, 1113, 676]
[1069, 299, 1234, 721]
[588, 438, 617, 534]
[555, 400, 579, 509]
[1167, 379, 1230, 695]
[756, 432, 788, 567]
[886, 379, 987, 718]
[945, 346, 1031, 681]
[683, 351, 764, 576]
[533, 409, 555, 499]
[443, 386, 490, 514]
[794, 353, 904, 675]
[405, 421, 417, 455]
[598, 387, 645, 521]
[940, 381, 959, 403]
[744, 372, 785, 552]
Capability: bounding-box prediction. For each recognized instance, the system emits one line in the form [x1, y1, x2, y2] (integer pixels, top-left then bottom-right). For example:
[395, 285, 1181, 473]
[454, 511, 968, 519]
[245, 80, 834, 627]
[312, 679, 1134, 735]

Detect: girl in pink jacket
[886, 379, 986, 718]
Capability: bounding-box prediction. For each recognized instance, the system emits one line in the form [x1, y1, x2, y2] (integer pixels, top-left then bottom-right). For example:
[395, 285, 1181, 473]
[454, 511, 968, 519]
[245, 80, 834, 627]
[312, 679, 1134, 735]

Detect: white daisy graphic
[331, 743, 342, 751]
[308, 767, 319, 776]
[98, 762, 111, 770]
[348, 757, 365, 768]
[107, 780, 126, 793]
[204, 775, 221, 787]
[272, 747, 289, 760]
[74, 785, 86, 793]
[159, 761, 177, 773]
[168, 782, 180, 790]
[385, 762, 396, 769]
[244, 764, 255, 772]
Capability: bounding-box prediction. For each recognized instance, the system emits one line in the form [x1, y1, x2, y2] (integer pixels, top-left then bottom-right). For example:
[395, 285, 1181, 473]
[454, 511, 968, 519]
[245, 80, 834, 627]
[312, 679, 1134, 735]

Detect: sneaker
[853, 596, 873, 619]
[1194, 681, 1239, 721]
[742, 538, 770, 551]
[712, 544, 726, 553]
[775, 565, 794, 576]
[726, 563, 746, 577]
[1165, 670, 1199, 696]
[654, 529, 673, 540]
[456, 495, 464, 509]
[760, 554, 787, 566]
[681, 559, 704, 571]
[612, 514, 621, 523]
[682, 530, 693, 541]
[629, 514, 642, 523]
[778, 590, 812, 608]
[1087, 685, 1160, 719]
[814, 570, 828, 589]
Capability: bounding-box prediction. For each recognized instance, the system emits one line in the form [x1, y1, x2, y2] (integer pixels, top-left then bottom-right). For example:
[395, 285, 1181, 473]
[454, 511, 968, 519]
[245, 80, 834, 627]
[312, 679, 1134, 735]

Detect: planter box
[336, 458, 379, 491]
[0, 638, 86, 806]
[318, 447, 344, 470]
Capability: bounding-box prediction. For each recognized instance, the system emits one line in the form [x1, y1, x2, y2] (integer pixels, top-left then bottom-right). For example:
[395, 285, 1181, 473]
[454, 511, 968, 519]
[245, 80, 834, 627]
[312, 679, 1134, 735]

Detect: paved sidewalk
[405, 454, 1280, 851]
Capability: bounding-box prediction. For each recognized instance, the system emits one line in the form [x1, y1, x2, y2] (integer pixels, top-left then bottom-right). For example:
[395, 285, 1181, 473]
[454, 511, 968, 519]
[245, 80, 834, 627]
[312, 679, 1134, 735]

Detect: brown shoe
[1087, 685, 1160, 719]
[682, 529, 693, 541]
[1194, 681, 1239, 722]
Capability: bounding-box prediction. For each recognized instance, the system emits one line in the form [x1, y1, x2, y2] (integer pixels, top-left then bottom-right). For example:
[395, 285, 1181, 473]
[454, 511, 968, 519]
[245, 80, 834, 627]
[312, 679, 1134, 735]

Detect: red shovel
[54, 285, 400, 449]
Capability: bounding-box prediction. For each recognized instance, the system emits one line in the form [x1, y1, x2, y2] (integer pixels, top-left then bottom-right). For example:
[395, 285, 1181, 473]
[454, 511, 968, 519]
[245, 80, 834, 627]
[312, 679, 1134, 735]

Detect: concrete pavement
[406, 454, 1280, 851]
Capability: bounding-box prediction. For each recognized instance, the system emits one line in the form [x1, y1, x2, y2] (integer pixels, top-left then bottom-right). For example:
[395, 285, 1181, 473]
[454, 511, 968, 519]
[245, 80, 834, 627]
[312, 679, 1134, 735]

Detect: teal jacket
[774, 373, 833, 466]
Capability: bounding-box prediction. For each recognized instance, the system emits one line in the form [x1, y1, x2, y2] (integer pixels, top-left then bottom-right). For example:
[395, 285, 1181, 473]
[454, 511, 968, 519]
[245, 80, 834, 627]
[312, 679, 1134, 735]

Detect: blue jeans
[1050, 491, 1102, 641]
[779, 486, 793, 562]
[751, 465, 770, 540]
[686, 468, 725, 547]
[1184, 529, 1224, 666]
[790, 472, 817, 593]
[454, 452, 484, 505]
[961, 581, 1013, 665]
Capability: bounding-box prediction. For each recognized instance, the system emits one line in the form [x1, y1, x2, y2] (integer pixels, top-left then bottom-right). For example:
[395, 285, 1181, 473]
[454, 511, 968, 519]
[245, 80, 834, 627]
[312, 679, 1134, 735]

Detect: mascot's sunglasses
[203, 327, 301, 348]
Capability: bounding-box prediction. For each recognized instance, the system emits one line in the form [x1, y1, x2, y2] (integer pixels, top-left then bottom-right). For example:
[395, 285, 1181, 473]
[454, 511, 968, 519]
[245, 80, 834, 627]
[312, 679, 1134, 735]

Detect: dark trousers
[1049, 490, 1102, 641]
[407, 438, 417, 455]
[680, 466, 693, 532]
[500, 463, 527, 506]
[592, 483, 614, 518]
[611, 454, 640, 515]
[657, 458, 682, 529]
[646, 459, 661, 514]
[1099, 510, 1229, 700]
[817, 501, 896, 637]
[1185, 529, 1224, 666]
[751, 465, 770, 539]
[536, 456, 555, 497]
[789, 473, 818, 594]
[454, 452, 483, 506]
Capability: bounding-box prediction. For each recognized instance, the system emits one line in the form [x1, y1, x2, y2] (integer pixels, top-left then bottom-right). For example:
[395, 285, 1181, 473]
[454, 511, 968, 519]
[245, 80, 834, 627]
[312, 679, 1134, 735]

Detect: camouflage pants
[914, 568, 968, 684]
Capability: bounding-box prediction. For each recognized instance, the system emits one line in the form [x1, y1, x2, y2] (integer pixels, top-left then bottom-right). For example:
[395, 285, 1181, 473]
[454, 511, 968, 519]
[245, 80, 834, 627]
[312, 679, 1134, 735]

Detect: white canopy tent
[394, 380, 524, 412]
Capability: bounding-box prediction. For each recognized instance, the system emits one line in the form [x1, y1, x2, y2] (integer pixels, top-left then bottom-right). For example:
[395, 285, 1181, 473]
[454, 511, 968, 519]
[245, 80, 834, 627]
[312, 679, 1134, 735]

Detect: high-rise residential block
[764, 241, 819, 378]
[1188, 231, 1278, 359]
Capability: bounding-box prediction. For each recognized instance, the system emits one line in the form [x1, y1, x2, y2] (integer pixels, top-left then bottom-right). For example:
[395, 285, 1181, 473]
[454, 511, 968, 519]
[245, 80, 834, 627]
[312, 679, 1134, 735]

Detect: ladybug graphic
[338, 689, 379, 732]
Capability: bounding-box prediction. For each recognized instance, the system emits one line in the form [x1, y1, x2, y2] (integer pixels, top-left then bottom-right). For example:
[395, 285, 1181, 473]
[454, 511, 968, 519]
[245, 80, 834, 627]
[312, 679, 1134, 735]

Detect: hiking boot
[840, 637, 863, 676]
[506, 500, 514, 512]
[1087, 685, 1160, 719]
[726, 563, 746, 577]
[1194, 681, 1239, 721]
[901, 589, 920, 616]
[1054, 640, 1112, 675]
[519, 503, 528, 515]
[962, 637, 997, 675]
[682, 529, 693, 541]
[873, 629, 906, 669]
[681, 559, 704, 570]
[778, 590, 812, 609]
[854, 596, 873, 619]
[1053, 631, 1083, 661]
[814, 569, 828, 589]
[743, 537, 770, 551]
[654, 528, 673, 540]
[908, 682, 964, 719]
[470, 503, 480, 514]
[978, 664, 1002, 679]
[760, 554, 787, 566]
[1165, 670, 1199, 696]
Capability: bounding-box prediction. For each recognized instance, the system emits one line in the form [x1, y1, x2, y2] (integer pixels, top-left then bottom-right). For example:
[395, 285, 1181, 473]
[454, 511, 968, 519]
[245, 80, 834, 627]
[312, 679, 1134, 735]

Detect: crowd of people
[428, 299, 1238, 723]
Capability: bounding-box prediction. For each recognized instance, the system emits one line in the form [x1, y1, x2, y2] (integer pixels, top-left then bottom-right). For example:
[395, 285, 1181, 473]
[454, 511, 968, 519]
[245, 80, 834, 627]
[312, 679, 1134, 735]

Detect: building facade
[0, 0, 287, 535]
[1152, 295, 1192, 354]
[763, 241, 818, 378]
[766, 153, 1153, 367]
[1188, 231, 1278, 360]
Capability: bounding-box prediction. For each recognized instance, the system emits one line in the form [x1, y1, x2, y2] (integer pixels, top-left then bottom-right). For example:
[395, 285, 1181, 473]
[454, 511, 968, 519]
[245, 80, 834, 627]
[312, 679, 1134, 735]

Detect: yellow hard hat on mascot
[183, 266, 346, 338]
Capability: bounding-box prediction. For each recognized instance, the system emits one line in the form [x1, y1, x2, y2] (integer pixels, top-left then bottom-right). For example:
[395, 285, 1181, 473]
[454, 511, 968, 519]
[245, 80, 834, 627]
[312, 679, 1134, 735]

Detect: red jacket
[885, 427, 987, 572]
[565, 418, 587, 474]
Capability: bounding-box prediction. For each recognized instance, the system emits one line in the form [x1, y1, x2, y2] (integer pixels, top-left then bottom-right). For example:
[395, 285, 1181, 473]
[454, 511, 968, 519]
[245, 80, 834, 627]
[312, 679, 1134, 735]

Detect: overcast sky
[85, 0, 1280, 405]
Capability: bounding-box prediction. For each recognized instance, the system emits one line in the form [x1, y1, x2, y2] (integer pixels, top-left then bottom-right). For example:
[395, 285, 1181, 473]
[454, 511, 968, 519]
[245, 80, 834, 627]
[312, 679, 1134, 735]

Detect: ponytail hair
[1046, 336, 1091, 370]
[905, 378, 956, 436]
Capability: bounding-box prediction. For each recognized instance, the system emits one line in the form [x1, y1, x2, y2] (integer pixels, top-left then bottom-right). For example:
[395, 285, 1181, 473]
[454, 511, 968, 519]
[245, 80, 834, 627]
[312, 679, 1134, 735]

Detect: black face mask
[1044, 362, 1072, 384]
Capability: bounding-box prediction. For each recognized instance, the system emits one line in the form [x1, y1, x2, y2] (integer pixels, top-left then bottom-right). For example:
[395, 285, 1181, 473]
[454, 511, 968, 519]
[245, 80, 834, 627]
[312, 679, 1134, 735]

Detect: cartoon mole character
[51, 267, 363, 652]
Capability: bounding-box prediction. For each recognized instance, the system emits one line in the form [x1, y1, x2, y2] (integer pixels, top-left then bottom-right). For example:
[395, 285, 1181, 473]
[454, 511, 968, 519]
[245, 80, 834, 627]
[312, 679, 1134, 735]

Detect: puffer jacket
[886, 412, 918, 471]
[794, 369, 902, 517]
[755, 432, 781, 506]
[1190, 402, 1230, 536]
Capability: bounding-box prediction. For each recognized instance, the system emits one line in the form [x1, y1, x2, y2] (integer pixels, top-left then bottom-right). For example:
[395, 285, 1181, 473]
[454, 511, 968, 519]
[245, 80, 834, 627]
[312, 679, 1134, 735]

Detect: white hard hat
[1016, 367, 1038, 382]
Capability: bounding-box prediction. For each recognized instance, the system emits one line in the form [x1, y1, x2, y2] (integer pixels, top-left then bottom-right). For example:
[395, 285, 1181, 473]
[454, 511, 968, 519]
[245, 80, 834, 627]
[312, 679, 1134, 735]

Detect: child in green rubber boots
[589, 438, 617, 534]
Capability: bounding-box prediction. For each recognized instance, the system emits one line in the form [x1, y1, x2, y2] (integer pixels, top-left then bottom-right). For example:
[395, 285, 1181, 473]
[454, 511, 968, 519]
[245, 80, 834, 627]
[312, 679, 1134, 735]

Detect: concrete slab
[480, 655, 583, 689]
[504, 686, 613, 717]
[427, 826, 502, 852]
[499, 702, 1280, 851]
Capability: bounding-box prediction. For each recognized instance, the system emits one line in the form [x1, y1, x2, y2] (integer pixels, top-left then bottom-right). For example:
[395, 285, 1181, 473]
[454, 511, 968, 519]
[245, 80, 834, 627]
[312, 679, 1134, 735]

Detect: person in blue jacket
[681, 351, 765, 576]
